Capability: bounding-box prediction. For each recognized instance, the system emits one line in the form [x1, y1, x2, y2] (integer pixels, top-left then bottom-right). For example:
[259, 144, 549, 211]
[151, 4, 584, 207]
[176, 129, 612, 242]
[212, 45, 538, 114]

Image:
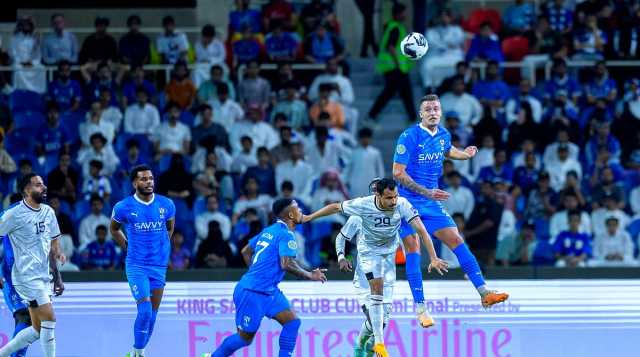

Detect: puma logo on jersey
[418, 152, 444, 162]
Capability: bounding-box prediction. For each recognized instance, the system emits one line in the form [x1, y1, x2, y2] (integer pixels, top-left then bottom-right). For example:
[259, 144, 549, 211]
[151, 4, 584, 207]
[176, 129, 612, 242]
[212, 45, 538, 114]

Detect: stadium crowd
[0, 0, 637, 271]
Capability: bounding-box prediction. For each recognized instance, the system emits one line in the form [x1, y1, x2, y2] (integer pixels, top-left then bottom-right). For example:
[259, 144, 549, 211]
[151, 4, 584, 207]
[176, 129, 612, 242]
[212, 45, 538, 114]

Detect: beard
[136, 186, 153, 197]
[31, 190, 46, 204]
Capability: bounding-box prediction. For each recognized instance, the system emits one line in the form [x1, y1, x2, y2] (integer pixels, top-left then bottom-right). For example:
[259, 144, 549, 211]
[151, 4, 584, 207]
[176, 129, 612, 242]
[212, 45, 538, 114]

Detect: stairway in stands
[349, 58, 425, 174]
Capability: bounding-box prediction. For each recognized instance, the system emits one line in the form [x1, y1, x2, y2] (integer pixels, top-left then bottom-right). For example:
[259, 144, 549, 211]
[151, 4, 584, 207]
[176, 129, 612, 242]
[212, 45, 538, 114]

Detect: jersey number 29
[374, 217, 391, 227]
[253, 241, 270, 264]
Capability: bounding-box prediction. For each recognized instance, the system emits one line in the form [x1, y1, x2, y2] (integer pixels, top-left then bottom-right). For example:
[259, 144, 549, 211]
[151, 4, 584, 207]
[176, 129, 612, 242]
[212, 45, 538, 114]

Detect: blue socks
[134, 301, 152, 349]
[144, 309, 158, 346]
[12, 321, 29, 357]
[279, 319, 300, 357]
[212, 319, 300, 357]
[453, 244, 486, 289]
[213, 333, 250, 357]
[405, 252, 425, 304]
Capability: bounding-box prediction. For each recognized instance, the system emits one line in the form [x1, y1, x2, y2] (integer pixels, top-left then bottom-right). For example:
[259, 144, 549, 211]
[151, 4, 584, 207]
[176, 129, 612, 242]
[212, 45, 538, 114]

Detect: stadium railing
[0, 60, 636, 85]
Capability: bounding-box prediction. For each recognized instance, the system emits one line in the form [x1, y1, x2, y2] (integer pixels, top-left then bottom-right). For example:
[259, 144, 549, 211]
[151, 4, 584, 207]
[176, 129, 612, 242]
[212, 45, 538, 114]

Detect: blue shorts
[399, 205, 456, 239]
[2, 275, 27, 314]
[126, 264, 167, 301]
[233, 285, 291, 333]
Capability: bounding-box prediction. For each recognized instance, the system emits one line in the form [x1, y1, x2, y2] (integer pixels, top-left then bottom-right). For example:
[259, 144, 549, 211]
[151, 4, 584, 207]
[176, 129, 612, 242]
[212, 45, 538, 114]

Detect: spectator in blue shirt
[122, 65, 157, 107]
[85, 225, 118, 270]
[466, 22, 504, 63]
[243, 147, 277, 196]
[573, 14, 607, 60]
[47, 60, 82, 112]
[478, 148, 514, 184]
[37, 103, 70, 162]
[553, 210, 592, 267]
[543, 0, 573, 33]
[472, 60, 510, 117]
[42, 13, 79, 65]
[303, 22, 345, 65]
[81, 61, 120, 108]
[265, 20, 299, 62]
[118, 15, 150, 66]
[585, 121, 622, 168]
[513, 152, 540, 197]
[503, 0, 535, 33]
[542, 58, 581, 104]
[229, 0, 262, 36]
[232, 24, 263, 66]
[585, 61, 617, 106]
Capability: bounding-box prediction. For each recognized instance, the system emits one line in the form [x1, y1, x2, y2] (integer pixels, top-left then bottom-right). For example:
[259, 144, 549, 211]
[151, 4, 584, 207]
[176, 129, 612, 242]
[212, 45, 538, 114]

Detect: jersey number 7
[253, 241, 270, 264]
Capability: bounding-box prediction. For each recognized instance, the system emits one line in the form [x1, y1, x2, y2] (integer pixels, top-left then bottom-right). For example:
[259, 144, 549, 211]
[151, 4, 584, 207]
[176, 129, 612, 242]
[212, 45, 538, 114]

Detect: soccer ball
[400, 32, 429, 60]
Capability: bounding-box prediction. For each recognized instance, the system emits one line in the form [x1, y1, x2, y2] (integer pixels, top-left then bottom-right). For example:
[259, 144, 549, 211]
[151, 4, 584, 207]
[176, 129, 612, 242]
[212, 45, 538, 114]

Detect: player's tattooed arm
[110, 220, 128, 250]
[446, 146, 478, 160]
[49, 238, 65, 296]
[166, 218, 175, 240]
[281, 256, 328, 282]
[392, 162, 450, 201]
[301, 203, 341, 223]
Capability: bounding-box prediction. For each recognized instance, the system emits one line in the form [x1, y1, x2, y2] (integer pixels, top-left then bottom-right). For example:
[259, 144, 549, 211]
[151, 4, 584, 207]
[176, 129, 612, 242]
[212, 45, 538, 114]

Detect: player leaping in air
[393, 94, 509, 311]
[303, 178, 448, 357]
[206, 199, 327, 357]
[110, 165, 176, 357]
[0, 173, 65, 357]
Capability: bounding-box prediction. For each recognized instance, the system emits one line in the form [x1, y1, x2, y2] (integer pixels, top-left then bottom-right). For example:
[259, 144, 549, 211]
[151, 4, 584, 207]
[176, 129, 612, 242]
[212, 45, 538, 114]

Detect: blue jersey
[238, 221, 298, 294]
[1, 232, 27, 313]
[111, 194, 175, 267]
[393, 124, 452, 210]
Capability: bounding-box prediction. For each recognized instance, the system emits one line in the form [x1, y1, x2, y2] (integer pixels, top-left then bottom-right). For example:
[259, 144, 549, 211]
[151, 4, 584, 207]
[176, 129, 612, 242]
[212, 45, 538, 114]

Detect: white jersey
[0, 201, 60, 285]
[341, 195, 418, 255]
[340, 216, 397, 304]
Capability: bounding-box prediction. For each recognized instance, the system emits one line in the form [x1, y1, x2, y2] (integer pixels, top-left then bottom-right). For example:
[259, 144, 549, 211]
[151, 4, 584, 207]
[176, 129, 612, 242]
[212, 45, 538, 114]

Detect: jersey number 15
[33, 221, 45, 235]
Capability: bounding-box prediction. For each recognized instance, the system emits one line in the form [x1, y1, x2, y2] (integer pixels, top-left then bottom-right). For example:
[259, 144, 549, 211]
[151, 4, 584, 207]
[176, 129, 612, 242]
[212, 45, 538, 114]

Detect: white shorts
[354, 251, 396, 306]
[14, 279, 52, 307]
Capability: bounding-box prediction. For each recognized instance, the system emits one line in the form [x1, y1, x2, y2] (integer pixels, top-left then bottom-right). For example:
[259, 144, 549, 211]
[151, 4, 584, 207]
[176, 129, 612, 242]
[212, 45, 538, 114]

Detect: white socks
[134, 348, 145, 356]
[368, 295, 384, 344]
[0, 326, 39, 357]
[40, 320, 56, 357]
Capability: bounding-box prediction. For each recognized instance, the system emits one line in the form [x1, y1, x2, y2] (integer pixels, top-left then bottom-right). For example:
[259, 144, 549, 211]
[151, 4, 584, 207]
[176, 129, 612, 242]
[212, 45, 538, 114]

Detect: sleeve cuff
[407, 215, 420, 224]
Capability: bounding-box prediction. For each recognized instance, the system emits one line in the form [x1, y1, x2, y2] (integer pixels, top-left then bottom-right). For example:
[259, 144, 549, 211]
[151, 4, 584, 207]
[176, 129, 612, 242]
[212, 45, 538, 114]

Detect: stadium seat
[464, 8, 502, 34]
[4, 128, 37, 159]
[193, 196, 207, 216]
[502, 36, 529, 61]
[12, 110, 46, 131]
[59, 110, 85, 146]
[532, 240, 556, 266]
[10, 90, 44, 114]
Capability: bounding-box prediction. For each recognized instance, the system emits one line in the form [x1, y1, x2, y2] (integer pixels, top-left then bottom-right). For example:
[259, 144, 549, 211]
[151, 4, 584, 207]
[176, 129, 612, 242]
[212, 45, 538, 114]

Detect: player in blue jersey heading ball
[205, 198, 327, 357]
[393, 94, 509, 317]
[110, 164, 176, 357]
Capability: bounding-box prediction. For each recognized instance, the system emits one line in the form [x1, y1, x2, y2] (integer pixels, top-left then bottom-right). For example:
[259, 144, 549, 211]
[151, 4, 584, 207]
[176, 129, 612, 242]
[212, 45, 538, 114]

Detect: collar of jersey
[276, 220, 289, 229]
[134, 193, 155, 205]
[22, 200, 41, 212]
[419, 123, 439, 136]
[373, 196, 393, 212]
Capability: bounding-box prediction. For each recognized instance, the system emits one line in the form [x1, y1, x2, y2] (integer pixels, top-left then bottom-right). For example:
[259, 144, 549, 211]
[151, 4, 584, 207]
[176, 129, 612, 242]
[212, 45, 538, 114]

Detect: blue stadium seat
[179, 110, 195, 127]
[172, 198, 193, 228]
[59, 111, 84, 145]
[12, 111, 46, 131]
[5, 129, 37, 159]
[10, 90, 44, 113]
[193, 196, 207, 216]
[532, 240, 556, 266]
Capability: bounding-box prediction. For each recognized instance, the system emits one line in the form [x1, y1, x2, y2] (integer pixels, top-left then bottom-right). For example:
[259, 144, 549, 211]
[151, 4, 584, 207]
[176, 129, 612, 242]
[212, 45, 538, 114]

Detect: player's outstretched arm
[301, 202, 342, 223]
[392, 162, 450, 201]
[409, 218, 448, 275]
[110, 220, 128, 250]
[281, 256, 327, 282]
[50, 238, 65, 296]
[446, 146, 478, 160]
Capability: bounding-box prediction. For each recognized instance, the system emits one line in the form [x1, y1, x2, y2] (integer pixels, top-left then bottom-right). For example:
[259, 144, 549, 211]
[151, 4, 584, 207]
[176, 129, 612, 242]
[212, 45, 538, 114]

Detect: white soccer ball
[400, 32, 429, 60]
